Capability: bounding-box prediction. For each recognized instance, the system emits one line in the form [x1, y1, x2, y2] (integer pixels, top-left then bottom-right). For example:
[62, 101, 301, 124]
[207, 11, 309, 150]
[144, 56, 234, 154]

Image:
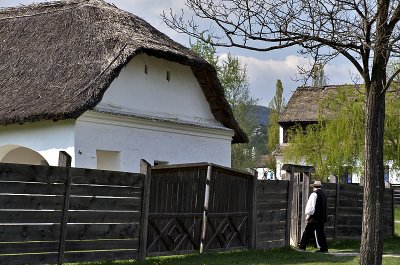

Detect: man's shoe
[295, 245, 306, 251]
[315, 249, 328, 253]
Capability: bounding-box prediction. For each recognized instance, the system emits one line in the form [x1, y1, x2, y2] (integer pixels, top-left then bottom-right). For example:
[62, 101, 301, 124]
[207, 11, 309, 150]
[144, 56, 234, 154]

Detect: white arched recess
[0, 145, 49, 166]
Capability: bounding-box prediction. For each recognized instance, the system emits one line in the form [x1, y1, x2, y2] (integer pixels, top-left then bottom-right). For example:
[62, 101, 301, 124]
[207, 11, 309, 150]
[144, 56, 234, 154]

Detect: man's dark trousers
[299, 221, 328, 251]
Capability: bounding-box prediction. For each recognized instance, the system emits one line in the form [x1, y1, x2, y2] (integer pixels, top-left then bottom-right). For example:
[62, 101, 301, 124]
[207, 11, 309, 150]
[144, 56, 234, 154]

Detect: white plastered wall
[0, 120, 75, 166]
[97, 53, 222, 127]
[75, 112, 233, 172]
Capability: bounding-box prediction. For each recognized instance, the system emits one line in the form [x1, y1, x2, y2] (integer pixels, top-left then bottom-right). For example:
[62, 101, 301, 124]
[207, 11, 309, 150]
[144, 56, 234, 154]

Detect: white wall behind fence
[0, 120, 75, 166]
[75, 112, 233, 172]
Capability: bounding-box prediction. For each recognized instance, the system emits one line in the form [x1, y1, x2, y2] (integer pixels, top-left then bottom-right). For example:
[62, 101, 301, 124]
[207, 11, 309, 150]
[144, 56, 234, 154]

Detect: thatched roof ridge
[279, 85, 342, 124]
[0, 0, 247, 143]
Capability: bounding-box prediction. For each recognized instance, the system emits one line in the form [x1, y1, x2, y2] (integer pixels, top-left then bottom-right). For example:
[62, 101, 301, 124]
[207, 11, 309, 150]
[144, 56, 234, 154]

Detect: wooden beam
[58, 151, 71, 167]
[138, 159, 151, 261]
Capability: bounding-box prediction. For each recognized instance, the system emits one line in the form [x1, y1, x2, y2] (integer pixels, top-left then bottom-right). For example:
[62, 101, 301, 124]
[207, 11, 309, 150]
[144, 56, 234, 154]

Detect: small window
[144, 64, 148, 74]
[166, 70, 170, 81]
[96, 150, 121, 171]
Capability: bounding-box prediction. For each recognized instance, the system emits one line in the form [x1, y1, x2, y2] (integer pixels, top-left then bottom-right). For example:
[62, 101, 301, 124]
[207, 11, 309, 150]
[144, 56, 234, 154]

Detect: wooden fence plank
[0, 224, 60, 242]
[0, 210, 62, 223]
[67, 211, 141, 223]
[70, 185, 142, 197]
[70, 168, 144, 187]
[0, 194, 64, 210]
[69, 196, 142, 211]
[0, 241, 59, 254]
[63, 249, 138, 263]
[0, 253, 58, 265]
[0, 182, 66, 195]
[256, 192, 289, 202]
[65, 239, 139, 251]
[66, 223, 140, 240]
[0, 164, 67, 183]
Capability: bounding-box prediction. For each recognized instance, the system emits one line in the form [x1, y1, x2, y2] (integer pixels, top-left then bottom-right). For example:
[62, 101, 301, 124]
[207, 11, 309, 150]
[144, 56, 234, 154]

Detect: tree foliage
[283, 86, 364, 178]
[267, 80, 286, 171]
[284, 85, 400, 181]
[190, 39, 258, 170]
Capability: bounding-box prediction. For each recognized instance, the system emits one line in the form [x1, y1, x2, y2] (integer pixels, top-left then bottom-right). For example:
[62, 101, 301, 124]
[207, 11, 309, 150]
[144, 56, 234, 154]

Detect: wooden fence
[0, 162, 149, 265]
[255, 180, 289, 249]
[255, 181, 395, 249]
[323, 183, 394, 241]
[147, 163, 256, 256]
[0, 160, 395, 264]
[392, 184, 400, 207]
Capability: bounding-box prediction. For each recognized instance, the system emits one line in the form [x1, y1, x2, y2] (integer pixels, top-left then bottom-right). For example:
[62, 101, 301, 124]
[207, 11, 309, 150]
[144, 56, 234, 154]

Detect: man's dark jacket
[309, 188, 327, 223]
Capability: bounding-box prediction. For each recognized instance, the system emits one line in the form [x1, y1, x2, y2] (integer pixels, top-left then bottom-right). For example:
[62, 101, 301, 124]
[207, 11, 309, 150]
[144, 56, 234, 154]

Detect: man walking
[298, 180, 328, 252]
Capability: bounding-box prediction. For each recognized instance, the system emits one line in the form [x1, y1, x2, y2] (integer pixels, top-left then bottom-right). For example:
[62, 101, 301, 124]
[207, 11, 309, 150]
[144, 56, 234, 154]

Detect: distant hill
[249, 105, 270, 126]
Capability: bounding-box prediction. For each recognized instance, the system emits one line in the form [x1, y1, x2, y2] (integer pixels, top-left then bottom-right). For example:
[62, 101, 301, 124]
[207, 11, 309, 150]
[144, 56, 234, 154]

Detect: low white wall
[0, 120, 75, 166]
[75, 112, 233, 172]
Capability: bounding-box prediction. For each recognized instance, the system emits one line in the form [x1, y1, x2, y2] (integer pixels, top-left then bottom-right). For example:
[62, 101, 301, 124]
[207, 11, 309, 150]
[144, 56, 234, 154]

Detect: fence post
[333, 182, 340, 242]
[300, 173, 310, 240]
[248, 170, 258, 249]
[58, 151, 72, 167]
[392, 188, 395, 237]
[139, 160, 152, 261]
[200, 164, 212, 254]
[285, 171, 293, 247]
[58, 151, 72, 265]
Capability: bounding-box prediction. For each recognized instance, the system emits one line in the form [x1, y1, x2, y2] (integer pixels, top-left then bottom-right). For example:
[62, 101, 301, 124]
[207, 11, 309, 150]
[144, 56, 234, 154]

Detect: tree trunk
[359, 81, 386, 265]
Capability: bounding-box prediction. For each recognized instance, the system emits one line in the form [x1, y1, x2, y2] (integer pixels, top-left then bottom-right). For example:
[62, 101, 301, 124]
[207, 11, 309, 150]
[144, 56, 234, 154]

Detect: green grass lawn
[395, 207, 400, 223]
[73, 207, 400, 265]
[73, 248, 400, 265]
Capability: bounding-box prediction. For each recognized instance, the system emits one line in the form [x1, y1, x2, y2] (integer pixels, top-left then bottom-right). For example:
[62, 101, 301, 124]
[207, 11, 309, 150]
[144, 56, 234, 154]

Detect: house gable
[97, 54, 221, 127]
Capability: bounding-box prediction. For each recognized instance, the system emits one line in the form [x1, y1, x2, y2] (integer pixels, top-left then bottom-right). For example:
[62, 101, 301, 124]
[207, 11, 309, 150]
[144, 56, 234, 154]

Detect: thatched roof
[279, 86, 340, 124]
[0, 0, 247, 143]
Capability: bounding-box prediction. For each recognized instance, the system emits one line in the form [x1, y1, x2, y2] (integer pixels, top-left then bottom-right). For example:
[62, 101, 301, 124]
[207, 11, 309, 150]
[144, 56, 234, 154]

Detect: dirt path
[324, 252, 400, 258]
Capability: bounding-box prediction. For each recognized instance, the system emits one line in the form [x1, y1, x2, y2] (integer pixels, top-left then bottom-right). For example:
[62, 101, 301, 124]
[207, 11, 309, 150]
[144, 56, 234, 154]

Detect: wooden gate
[281, 164, 313, 247]
[146, 164, 206, 256]
[146, 163, 256, 256]
[289, 172, 300, 246]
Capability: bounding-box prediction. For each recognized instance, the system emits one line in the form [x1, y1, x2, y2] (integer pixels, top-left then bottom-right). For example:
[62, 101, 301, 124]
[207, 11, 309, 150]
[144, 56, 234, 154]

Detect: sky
[1, 0, 359, 106]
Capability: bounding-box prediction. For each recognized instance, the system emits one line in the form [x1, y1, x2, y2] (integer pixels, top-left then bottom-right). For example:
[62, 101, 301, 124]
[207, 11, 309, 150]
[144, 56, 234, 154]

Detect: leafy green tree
[190, 39, 258, 169]
[283, 86, 364, 179]
[267, 80, 285, 153]
[266, 80, 285, 173]
[284, 85, 400, 181]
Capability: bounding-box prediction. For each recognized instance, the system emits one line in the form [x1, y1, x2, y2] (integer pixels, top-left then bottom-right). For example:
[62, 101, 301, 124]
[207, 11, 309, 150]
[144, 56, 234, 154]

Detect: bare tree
[163, 1, 400, 264]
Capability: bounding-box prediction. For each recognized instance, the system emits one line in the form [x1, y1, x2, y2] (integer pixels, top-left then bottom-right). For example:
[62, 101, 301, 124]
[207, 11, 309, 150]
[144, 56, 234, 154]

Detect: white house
[0, 0, 247, 172]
